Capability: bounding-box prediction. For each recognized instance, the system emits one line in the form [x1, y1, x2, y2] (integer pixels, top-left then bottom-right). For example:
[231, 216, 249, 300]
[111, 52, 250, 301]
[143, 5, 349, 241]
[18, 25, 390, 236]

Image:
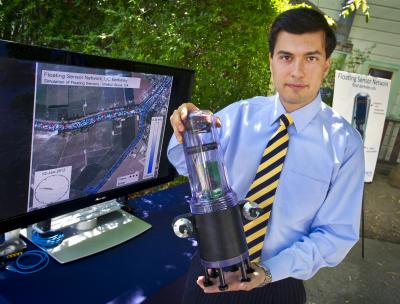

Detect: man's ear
[269, 53, 273, 74]
[323, 57, 331, 79]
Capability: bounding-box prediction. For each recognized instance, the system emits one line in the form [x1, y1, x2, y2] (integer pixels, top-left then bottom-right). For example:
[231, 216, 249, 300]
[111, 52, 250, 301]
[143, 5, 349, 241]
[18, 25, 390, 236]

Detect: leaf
[365, 11, 370, 23]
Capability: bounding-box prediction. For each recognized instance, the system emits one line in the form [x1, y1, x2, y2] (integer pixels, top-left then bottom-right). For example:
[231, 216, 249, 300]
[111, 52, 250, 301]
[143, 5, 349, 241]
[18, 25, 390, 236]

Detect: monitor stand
[20, 199, 151, 263]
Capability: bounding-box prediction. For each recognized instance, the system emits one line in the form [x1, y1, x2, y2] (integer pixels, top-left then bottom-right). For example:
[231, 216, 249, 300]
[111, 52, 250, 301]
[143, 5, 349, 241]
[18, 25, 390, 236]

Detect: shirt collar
[269, 93, 322, 133]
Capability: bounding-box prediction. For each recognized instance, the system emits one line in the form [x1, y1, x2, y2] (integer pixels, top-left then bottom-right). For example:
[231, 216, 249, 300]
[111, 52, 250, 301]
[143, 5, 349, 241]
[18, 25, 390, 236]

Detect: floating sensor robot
[172, 110, 261, 290]
[352, 92, 371, 140]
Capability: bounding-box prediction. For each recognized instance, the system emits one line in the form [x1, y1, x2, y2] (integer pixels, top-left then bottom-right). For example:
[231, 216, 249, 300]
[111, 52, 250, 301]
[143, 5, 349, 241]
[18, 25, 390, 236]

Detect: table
[0, 183, 194, 304]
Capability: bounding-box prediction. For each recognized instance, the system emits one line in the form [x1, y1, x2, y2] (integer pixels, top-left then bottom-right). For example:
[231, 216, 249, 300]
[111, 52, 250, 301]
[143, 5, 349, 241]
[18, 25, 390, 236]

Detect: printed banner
[332, 70, 391, 182]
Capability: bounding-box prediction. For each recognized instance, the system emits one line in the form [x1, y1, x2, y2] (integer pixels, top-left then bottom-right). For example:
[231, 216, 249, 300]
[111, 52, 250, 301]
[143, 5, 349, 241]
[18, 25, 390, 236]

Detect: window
[369, 68, 393, 80]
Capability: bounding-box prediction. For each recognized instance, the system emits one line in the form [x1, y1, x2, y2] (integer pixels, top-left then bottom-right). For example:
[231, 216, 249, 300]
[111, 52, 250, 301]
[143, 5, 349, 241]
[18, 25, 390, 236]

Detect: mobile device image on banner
[332, 70, 391, 182]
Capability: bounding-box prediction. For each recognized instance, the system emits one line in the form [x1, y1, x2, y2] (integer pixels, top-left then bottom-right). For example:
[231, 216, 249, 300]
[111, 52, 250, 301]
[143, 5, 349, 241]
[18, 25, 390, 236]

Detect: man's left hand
[196, 263, 267, 293]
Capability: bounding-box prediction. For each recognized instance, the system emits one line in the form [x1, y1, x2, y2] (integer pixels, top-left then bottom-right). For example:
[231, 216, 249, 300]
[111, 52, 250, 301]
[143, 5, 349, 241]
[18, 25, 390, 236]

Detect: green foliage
[341, 0, 370, 22]
[324, 46, 374, 89]
[323, 54, 347, 91]
[344, 46, 374, 73]
[0, 0, 291, 112]
[322, 46, 373, 105]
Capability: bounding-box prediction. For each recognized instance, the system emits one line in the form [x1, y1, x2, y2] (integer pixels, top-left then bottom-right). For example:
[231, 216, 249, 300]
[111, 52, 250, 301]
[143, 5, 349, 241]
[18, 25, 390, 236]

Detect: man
[168, 8, 364, 304]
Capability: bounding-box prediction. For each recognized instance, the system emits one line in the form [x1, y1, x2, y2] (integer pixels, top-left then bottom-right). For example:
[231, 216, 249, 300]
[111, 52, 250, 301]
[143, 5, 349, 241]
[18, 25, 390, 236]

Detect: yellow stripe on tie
[259, 196, 274, 209]
[249, 163, 283, 191]
[285, 114, 294, 125]
[246, 226, 269, 243]
[271, 124, 286, 137]
[256, 148, 288, 173]
[251, 257, 261, 263]
[244, 211, 271, 232]
[263, 134, 288, 157]
[248, 242, 264, 256]
[247, 179, 278, 202]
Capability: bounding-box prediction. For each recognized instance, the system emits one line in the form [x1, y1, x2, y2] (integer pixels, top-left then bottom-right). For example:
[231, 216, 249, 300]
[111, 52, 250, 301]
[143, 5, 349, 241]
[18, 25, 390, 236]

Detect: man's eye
[280, 55, 291, 61]
[307, 56, 318, 62]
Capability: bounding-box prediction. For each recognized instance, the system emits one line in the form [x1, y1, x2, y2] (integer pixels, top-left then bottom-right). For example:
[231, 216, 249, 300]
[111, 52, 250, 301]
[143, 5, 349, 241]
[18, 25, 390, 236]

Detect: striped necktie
[243, 113, 294, 263]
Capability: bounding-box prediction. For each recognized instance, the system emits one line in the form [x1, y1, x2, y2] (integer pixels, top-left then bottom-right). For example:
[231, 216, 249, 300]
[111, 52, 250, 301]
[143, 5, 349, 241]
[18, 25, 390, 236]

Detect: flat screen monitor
[0, 39, 193, 261]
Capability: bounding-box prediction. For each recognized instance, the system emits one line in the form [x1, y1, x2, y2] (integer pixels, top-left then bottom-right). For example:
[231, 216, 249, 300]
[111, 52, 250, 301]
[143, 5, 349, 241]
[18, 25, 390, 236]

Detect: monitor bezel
[0, 39, 194, 233]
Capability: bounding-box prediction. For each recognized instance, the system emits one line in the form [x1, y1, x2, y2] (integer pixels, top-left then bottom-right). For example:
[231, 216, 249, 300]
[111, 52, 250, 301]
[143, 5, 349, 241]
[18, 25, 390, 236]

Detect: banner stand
[362, 188, 365, 258]
[332, 71, 392, 259]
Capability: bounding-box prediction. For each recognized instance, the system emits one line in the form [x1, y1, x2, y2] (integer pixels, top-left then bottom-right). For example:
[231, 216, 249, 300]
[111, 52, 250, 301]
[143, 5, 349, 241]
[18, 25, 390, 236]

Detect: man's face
[269, 30, 331, 112]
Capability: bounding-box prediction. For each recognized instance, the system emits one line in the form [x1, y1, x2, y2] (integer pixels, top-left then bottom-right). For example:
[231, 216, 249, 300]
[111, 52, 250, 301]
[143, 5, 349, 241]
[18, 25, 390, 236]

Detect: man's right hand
[169, 102, 199, 144]
[169, 102, 221, 144]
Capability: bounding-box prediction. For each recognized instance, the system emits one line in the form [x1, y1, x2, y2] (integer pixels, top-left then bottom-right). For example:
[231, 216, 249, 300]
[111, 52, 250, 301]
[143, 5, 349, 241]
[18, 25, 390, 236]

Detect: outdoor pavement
[305, 238, 400, 304]
[305, 171, 400, 304]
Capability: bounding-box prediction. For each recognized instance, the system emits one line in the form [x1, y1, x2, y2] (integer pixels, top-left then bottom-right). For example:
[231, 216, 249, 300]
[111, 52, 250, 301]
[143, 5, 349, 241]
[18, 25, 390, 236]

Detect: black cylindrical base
[194, 205, 248, 268]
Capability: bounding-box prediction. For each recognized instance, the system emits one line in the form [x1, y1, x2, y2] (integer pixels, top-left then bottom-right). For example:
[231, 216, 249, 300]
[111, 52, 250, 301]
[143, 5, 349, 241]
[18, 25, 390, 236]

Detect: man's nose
[290, 60, 305, 78]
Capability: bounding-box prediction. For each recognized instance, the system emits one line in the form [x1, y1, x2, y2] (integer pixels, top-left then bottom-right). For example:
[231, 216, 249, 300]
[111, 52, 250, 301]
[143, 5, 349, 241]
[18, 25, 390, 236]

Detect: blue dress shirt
[167, 94, 365, 282]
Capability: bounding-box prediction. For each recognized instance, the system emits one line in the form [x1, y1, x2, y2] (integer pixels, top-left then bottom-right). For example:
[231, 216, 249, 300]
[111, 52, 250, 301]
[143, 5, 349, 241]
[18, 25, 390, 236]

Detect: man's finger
[179, 102, 199, 120]
[196, 273, 246, 293]
[169, 102, 203, 144]
[170, 110, 185, 132]
[215, 116, 222, 128]
[180, 105, 188, 121]
[196, 276, 223, 293]
[172, 127, 183, 144]
[170, 110, 185, 142]
[173, 130, 183, 143]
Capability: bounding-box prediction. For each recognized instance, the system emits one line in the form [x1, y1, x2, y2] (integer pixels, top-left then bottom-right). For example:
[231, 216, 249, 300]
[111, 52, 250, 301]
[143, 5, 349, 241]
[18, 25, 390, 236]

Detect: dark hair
[269, 8, 336, 58]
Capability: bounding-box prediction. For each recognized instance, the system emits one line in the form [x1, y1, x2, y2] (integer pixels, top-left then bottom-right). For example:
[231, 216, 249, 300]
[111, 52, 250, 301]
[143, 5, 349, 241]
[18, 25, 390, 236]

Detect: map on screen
[28, 62, 173, 211]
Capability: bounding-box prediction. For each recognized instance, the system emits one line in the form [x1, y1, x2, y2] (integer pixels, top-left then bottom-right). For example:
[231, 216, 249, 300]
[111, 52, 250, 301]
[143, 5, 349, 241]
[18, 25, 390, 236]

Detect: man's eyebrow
[305, 51, 323, 56]
[275, 50, 323, 56]
[276, 50, 293, 56]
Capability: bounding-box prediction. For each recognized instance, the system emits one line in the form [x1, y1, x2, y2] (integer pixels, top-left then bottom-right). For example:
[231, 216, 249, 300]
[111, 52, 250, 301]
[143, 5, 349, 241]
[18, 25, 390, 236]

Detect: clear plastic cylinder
[182, 110, 237, 214]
